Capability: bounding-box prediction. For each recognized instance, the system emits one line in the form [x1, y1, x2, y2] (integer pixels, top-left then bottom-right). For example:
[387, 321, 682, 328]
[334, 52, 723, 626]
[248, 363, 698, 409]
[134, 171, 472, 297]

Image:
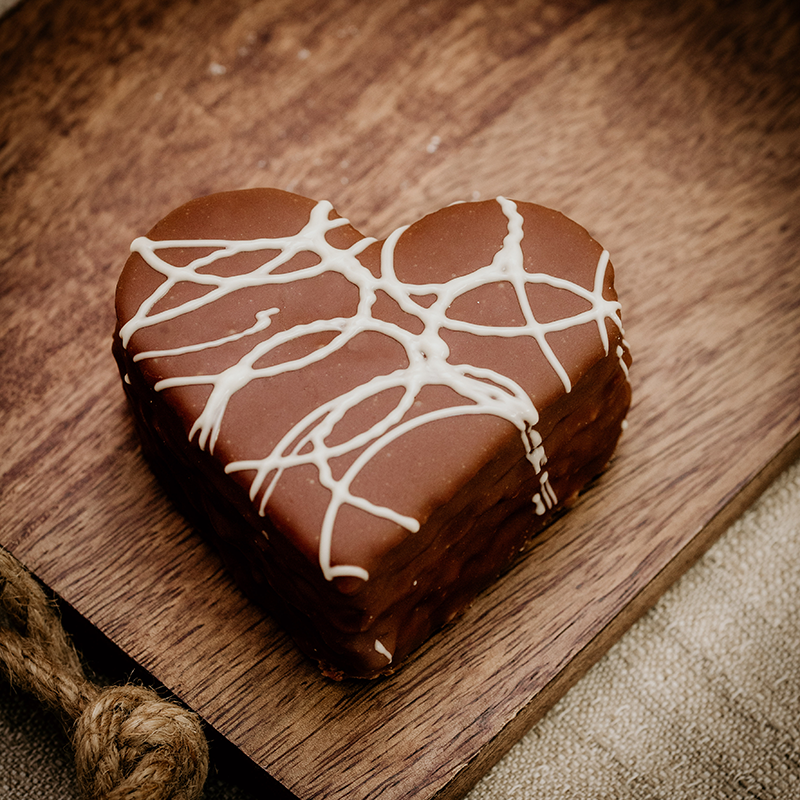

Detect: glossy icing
[120, 197, 627, 584]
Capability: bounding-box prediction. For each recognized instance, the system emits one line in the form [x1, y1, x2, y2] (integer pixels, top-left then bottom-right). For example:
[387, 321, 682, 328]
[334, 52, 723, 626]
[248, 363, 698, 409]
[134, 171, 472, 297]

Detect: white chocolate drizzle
[532, 470, 558, 516]
[121, 197, 626, 583]
[374, 639, 393, 663]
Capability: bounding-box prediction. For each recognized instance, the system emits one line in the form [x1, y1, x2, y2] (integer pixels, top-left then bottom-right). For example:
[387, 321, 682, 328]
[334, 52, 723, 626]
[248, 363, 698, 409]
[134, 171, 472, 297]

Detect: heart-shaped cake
[113, 189, 631, 679]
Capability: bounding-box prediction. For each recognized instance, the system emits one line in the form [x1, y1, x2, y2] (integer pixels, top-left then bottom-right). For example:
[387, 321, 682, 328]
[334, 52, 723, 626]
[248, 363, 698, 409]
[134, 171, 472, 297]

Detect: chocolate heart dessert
[113, 188, 632, 679]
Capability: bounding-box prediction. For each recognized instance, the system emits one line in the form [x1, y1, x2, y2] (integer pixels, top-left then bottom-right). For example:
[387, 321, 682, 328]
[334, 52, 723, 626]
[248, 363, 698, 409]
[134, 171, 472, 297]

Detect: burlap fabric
[468, 454, 800, 800]
[2, 454, 799, 799]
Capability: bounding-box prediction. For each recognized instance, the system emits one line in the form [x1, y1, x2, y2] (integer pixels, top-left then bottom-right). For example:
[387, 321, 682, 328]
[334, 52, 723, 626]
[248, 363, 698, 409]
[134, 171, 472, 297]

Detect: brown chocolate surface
[113, 188, 631, 678]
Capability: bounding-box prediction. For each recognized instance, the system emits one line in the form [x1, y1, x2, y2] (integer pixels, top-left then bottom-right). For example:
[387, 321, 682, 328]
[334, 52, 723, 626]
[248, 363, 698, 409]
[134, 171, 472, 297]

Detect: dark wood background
[2, 1, 799, 798]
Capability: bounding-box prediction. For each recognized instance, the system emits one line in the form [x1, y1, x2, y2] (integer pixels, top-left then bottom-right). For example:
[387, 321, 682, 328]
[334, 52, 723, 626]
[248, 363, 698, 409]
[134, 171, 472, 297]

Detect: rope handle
[0, 546, 209, 799]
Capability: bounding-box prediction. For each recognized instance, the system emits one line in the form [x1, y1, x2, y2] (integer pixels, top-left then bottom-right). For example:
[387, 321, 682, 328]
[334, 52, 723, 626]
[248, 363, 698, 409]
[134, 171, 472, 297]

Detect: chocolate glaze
[113, 188, 632, 679]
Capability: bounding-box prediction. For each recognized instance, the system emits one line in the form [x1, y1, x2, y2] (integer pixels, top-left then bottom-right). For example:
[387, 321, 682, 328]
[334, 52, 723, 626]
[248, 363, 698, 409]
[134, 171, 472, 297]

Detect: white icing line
[616, 344, 630, 378]
[122, 197, 628, 583]
[133, 307, 280, 362]
[532, 470, 557, 516]
[119, 200, 373, 349]
[374, 639, 393, 663]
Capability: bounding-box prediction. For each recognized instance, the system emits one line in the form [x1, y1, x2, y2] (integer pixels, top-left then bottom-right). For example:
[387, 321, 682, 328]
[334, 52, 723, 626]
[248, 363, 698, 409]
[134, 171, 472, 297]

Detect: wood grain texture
[2, 0, 799, 798]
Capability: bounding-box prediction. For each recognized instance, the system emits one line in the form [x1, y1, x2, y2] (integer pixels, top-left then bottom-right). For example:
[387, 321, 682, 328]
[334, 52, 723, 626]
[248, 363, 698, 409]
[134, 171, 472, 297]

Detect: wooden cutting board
[2, 1, 799, 798]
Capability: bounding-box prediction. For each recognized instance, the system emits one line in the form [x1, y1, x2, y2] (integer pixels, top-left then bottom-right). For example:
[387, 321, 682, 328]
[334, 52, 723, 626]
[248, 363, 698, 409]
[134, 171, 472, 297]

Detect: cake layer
[113, 188, 631, 679]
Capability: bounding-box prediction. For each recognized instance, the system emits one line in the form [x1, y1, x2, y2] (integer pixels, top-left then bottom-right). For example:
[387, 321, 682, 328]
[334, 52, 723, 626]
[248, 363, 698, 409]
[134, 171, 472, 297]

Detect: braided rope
[0, 546, 209, 800]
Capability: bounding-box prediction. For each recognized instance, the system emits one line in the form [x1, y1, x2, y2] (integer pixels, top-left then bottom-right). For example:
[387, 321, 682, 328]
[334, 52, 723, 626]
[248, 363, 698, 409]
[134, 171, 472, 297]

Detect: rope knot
[75, 684, 209, 800]
[0, 546, 209, 800]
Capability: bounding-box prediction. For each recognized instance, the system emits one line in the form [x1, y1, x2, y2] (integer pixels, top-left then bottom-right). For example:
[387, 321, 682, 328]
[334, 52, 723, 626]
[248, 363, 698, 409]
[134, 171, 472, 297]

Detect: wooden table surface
[2, 1, 799, 798]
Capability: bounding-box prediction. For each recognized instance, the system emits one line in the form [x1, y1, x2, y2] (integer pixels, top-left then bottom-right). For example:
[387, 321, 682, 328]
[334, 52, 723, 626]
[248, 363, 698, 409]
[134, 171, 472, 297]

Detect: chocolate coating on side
[113, 188, 631, 679]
